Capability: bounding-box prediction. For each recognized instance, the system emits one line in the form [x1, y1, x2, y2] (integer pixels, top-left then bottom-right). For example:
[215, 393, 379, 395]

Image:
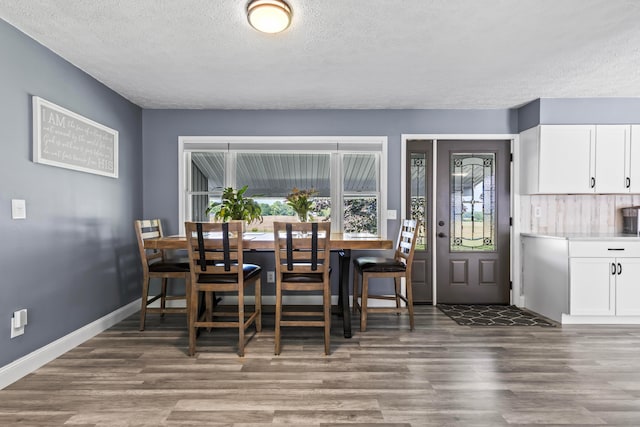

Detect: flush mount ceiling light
[247, 0, 292, 34]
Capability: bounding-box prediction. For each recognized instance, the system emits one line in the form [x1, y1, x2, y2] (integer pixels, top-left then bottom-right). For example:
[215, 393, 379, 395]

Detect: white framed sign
[32, 96, 119, 178]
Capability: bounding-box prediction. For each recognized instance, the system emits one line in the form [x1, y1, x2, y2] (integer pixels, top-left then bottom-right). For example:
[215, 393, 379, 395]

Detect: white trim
[0, 299, 140, 390]
[400, 133, 518, 305]
[511, 134, 524, 306]
[400, 139, 407, 221]
[561, 314, 640, 324]
[380, 140, 388, 237]
[432, 141, 438, 305]
[178, 138, 186, 232]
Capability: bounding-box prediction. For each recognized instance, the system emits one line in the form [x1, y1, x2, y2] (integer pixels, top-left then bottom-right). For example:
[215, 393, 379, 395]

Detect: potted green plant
[286, 187, 318, 222]
[205, 185, 263, 224]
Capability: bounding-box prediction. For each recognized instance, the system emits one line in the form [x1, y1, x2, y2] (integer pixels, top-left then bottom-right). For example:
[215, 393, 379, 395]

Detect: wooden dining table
[144, 232, 393, 338]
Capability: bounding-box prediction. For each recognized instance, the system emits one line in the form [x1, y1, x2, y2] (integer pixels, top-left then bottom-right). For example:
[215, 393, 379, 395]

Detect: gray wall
[517, 98, 640, 131]
[516, 99, 541, 132]
[0, 20, 143, 367]
[539, 98, 640, 124]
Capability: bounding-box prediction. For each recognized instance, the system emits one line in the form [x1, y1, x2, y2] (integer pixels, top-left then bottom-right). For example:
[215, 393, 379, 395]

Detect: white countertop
[521, 232, 640, 241]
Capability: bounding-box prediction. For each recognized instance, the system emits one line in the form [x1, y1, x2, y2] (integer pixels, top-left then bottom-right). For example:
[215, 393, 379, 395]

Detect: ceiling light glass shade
[247, 0, 292, 34]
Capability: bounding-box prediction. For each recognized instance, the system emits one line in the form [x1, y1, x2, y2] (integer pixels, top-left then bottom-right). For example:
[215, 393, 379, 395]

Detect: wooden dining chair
[352, 219, 420, 332]
[184, 221, 262, 357]
[134, 219, 190, 331]
[273, 221, 332, 355]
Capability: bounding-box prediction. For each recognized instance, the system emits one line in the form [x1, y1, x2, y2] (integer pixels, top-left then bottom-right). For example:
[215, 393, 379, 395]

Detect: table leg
[338, 249, 352, 338]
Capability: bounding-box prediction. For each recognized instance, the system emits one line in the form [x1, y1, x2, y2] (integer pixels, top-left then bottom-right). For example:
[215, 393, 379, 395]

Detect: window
[179, 137, 387, 236]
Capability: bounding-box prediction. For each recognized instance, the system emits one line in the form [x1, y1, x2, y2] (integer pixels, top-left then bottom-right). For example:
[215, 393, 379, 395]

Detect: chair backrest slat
[394, 219, 420, 266]
[185, 221, 244, 277]
[273, 222, 331, 275]
[135, 218, 168, 271]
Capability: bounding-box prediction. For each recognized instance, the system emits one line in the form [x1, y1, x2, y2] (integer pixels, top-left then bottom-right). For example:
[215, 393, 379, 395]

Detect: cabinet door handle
[591, 177, 596, 188]
[618, 263, 622, 275]
[612, 262, 617, 275]
[626, 177, 631, 188]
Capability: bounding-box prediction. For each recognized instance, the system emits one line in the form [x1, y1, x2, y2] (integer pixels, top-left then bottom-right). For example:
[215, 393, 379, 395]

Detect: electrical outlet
[534, 206, 542, 218]
[267, 271, 275, 283]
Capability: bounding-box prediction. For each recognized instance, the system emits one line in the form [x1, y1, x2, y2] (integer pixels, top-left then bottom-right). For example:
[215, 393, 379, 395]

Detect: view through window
[179, 138, 387, 236]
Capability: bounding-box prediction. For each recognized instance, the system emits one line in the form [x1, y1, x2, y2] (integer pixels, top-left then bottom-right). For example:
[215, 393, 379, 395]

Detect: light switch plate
[387, 209, 397, 220]
[11, 309, 27, 338]
[11, 199, 26, 219]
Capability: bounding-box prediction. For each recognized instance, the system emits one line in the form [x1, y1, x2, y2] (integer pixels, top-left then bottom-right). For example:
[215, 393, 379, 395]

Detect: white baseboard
[0, 299, 140, 390]
[561, 314, 640, 324]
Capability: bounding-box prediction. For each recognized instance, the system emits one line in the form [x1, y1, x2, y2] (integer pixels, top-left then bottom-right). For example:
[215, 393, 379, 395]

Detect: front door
[435, 140, 511, 304]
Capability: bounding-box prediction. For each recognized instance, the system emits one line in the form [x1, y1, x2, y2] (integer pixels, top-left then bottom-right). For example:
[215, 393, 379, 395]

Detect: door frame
[401, 134, 521, 306]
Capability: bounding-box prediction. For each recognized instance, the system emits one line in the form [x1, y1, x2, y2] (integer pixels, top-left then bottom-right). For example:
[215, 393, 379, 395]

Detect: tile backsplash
[520, 194, 640, 234]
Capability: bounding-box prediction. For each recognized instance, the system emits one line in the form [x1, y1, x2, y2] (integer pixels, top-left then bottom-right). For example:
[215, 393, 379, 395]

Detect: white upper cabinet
[539, 125, 595, 193]
[595, 125, 629, 193]
[520, 124, 636, 194]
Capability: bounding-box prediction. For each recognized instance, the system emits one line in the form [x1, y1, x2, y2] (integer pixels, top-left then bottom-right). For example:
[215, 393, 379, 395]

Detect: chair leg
[238, 285, 245, 357]
[352, 268, 360, 314]
[254, 278, 262, 332]
[406, 275, 415, 331]
[160, 278, 167, 317]
[274, 280, 282, 355]
[394, 276, 402, 314]
[139, 274, 150, 331]
[188, 286, 199, 356]
[360, 274, 369, 332]
[323, 279, 331, 356]
[184, 275, 191, 329]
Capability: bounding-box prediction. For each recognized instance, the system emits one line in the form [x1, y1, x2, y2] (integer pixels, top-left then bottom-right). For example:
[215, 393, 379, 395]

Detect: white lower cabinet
[615, 258, 640, 315]
[522, 236, 640, 323]
[569, 242, 640, 317]
[569, 258, 615, 316]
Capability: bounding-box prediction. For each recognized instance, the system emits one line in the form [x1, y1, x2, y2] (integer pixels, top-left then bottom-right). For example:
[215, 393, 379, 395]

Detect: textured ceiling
[1, 0, 640, 109]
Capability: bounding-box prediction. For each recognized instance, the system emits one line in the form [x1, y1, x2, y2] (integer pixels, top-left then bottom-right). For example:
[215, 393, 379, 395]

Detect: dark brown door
[436, 140, 510, 304]
[406, 140, 432, 303]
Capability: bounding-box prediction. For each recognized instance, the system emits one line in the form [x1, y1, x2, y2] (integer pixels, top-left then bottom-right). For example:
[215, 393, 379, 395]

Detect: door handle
[626, 177, 631, 188]
[438, 232, 446, 238]
[591, 177, 596, 188]
[612, 262, 616, 275]
[618, 262, 622, 275]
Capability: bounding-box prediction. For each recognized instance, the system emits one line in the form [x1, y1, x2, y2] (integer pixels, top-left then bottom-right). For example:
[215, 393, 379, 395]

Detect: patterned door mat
[437, 304, 556, 327]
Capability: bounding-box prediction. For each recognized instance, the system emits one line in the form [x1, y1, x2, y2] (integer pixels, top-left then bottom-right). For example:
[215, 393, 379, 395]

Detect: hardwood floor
[2, 306, 640, 426]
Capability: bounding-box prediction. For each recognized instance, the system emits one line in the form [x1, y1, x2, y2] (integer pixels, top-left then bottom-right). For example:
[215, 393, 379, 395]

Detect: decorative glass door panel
[450, 153, 496, 252]
[406, 140, 432, 303]
[410, 152, 427, 250]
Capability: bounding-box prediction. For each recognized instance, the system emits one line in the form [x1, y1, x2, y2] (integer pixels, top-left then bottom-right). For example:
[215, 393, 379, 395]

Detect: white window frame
[178, 136, 388, 236]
